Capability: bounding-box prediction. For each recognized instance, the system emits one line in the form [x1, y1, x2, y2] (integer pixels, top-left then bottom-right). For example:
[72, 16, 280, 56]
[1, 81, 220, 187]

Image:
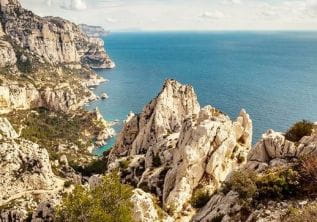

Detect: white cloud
[45, 0, 52, 7]
[200, 10, 226, 19]
[105, 17, 117, 23]
[20, 0, 317, 30]
[225, 0, 242, 5]
[61, 0, 87, 10]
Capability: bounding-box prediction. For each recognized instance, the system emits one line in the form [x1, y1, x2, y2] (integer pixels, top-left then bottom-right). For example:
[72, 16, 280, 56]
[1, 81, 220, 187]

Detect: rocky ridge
[106, 79, 317, 222]
[108, 79, 253, 221]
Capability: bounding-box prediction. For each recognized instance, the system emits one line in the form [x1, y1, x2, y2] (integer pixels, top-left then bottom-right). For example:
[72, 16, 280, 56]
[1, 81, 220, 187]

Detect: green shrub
[64, 180, 73, 188]
[285, 120, 314, 142]
[224, 170, 257, 199]
[224, 167, 300, 202]
[190, 187, 211, 208]
[56, 173, 135, 222]
[256, 168, 299, 200]
[282, 203, 317, 222]
[119, 159, 131, 169]
[70, 159, 107, 177]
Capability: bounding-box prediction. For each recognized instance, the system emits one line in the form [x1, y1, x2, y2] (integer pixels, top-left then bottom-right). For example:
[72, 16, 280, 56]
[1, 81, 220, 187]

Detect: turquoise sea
[88, 32, 317, 156]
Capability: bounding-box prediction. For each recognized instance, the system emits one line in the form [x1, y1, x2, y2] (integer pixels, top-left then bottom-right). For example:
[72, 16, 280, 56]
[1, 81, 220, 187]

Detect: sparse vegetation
[119, 159, 131, 169]
[223, 170, 257, 199]
[190, 187, 211, 208]
[256, 167, 299, 200]
[70, 159, 107, 177]
[64, 180, 73, 188]
[4, 108, 105, 163]
[297, 154, 317, 196]
[282, 203, 317, 222]
[285, 120, 314, 142]
[56, 173, 135, 222]
[224, 167, 300, 203]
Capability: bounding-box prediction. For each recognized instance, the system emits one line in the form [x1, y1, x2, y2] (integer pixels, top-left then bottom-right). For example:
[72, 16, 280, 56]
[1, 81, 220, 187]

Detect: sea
[87, 31, 317, 156]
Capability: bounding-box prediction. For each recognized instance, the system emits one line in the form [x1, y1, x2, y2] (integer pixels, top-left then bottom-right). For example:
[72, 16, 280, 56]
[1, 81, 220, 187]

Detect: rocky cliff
[0, 0, 114, 113]
[108, 79, 253, 221]
[0, 0, 114, 68]
[106, 80, 317, 222]
[0, 117, 64, 216]
[79, 24, 110, 38]
[0, 0, 115, 219]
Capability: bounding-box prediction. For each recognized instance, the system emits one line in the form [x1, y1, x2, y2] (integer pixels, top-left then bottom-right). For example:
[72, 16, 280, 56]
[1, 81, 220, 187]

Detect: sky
[20, 0, 317, 31]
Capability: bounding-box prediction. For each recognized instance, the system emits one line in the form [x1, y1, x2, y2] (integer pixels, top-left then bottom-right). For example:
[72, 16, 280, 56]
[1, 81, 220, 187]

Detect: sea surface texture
[89, 32, 317, 155]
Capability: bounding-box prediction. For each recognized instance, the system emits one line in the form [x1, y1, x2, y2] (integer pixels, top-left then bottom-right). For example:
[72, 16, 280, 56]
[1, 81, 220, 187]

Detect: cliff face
[108, 79, 253, 220]
[192, 130, 317, 222]
[0, 117, 63, 207]
[0, 0, 115, 113]
[0, 1, 114, 69]
[0, 1, 114, 218]
[107, 80, 317, 222]
[79, 24, 110, 37]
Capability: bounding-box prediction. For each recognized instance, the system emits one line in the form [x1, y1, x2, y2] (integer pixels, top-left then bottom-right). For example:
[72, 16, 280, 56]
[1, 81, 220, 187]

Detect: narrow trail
[0, 177, 65, 206]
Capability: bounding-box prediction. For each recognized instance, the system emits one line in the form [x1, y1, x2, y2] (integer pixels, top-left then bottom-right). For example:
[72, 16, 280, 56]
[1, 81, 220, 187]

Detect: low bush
[297, 154, 317, 195]
[224, 167, 300, 202]
[223, 170, 257, 199]
[56, 172, 135, 222]
[70, 159, 107, 177]
[119, 159, 131, 169]
[256, 168, 299, 200]
[64, 180, 73, 188]
[285, 120, 314, 142]
[282, 203, 317, 222]
[190, 187, 211, 208]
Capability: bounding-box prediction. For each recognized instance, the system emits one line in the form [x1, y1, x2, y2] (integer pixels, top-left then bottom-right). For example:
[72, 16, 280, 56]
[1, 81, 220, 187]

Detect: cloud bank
[20, 0, 317, 31]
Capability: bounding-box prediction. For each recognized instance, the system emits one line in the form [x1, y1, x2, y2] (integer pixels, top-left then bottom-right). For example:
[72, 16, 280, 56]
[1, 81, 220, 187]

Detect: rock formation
[0, 0, 114, 68]
[0, 0, 114, 113]
[192, 127, 317, 222]
[0, 117, 63, 207]
[246, 129, 317, 172]
[0, 0, 115, 219]
[108, 79, 253, 220]
[79, 24, 110, 37]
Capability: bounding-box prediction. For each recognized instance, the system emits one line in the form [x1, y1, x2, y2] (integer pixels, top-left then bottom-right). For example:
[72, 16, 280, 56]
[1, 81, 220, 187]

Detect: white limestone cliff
[0, 117, 63, 206]
[108, 79, 253, 220]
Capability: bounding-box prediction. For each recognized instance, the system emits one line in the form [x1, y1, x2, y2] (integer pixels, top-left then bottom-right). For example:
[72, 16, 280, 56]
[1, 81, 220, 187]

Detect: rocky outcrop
[131, 189, 173, 222]
[0, 117, 63, 206]
[246, 130, 317, 172]
[0, 0, 115, 114]
[108, 79, 253, 220]
[191, 191, 240, 222]
[191, 127, 317, 222]
[0, 0, 114, 69]
[0, 82, 98, 114]
[79, 24, 110, 37]
[0, 23, 16, 68]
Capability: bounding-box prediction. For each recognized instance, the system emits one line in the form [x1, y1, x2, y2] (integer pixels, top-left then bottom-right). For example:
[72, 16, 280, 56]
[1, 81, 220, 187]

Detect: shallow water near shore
[89, 31, 317, 156]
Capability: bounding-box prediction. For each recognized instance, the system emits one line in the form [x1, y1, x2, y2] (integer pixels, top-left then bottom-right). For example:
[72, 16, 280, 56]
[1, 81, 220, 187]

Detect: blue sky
[20, 0, 317, 31]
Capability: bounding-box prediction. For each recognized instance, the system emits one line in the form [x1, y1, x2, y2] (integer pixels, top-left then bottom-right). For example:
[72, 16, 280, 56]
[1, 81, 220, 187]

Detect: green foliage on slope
[285, 120, 314, 142]
[282, 203, 317, 222]
[56, 173, 135, 222]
